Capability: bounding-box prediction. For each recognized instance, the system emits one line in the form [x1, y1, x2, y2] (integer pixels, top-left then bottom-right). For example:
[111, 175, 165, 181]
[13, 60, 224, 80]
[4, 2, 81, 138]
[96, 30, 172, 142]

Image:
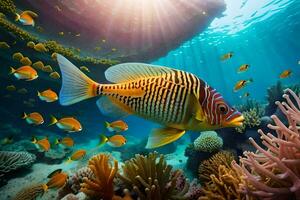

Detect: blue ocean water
[153, 0, 300, 104]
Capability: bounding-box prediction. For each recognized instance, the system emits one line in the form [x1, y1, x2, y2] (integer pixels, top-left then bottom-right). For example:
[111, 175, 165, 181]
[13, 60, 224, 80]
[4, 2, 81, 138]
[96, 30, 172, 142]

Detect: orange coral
[198, 151, 235, 183]
[80, 154, 118, 200]
[199, 165, 255, 200]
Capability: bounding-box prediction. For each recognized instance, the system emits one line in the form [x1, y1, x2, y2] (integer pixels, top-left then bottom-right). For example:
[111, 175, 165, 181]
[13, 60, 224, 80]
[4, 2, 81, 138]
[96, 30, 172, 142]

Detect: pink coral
[233, 88, 300, 199]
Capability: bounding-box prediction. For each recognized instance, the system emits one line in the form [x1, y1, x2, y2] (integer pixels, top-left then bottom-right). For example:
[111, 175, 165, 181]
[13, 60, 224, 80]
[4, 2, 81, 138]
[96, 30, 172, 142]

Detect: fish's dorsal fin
[105, 63, 175, 83]
[47, 169, 62, 178]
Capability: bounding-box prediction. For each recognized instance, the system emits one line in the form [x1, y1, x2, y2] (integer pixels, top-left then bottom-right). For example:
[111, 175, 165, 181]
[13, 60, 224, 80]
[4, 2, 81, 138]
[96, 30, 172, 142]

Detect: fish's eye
[217, 103, 228, 115]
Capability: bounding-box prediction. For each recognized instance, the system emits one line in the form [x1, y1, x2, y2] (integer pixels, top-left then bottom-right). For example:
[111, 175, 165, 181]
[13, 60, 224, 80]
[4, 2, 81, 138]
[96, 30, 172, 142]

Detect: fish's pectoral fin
[186, 92, 205, 122]
[96, 96, 131, 118]
[145, 127, 185, 149]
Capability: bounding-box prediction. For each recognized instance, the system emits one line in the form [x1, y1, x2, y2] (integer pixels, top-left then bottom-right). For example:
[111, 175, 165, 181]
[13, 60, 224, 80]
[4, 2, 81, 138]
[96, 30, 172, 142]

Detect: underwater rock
[26, 41, 35, 48]
[34, 43, 48, 52]
[32, 61, 44, 70]
[0, 151, 36, 186]
[44, 147, 71, 164]
[0, 139, 36, 152]
[19, 57, 32, 66]
[16, 0, 226, 61]
[60, 192, 86, 200]
[233, 89, 300, 200]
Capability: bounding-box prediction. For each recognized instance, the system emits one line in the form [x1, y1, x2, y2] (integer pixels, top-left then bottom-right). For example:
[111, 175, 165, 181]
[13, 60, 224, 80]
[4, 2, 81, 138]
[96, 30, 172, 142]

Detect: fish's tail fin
[54, 139, 60, 145]
[37, 91, 41, 97]
[98, 134, 108, 146]
[9, 67, 16, 75]
[15, 13, 20, 21]
[42, 184, 48, 192]
[48, 115, 58, 126]
[65, 157, 72, 164]
[56, 54, 100, 106]
[31, 136, 37, 144]
[104, 121, 110, 128]
[21, 112, 27, 119]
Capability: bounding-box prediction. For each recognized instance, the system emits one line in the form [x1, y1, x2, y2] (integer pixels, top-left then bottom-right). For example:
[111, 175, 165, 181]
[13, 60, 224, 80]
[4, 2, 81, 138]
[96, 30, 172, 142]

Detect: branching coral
[193, 131, 223, 152]
[198, 151, 235, 183]
[0, 151, 36, 179]
[69, 166, 95, 193]
[233, 88, 300, 199]
[236, 108, 262, 133]
[80, 154, 118, 200]
[118, 152, 190, 200]
[13, 184, 45, 200]
[199, 164, 252, 200]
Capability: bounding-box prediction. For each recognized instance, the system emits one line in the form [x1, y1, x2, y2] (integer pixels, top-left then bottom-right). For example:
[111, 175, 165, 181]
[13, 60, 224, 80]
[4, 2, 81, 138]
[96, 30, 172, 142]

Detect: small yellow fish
[279, 70, 292, 79]
[111, 48, 117, 52]
[55, 137, 74, 147]
[10, 66, 38, 81]
[237, 64, 250, 73]
[51, 53, 58, 61]
[15, 10, 38, 26]
[20, 57, 32, 65]
[42, 65, 53, 73]
[239, 92, 250, 98]
[99, 134, 127, 147]
[0, 41, 10, 49]
[12, 52, 24, 61]
[49, 71, 60, 79]
[43, 169, 68, 191]
[17, 88, 28, 94]
[27, 41, 35, 48]
[75, 33, 80, 37]
[66, 150, 86, 163]
[220, 52, 233, 61]
[58, 32, 64, 36]
[6, 85, 16, 91]
[105, 120, 128, 132]
[22, 112, 44, 125]
[32, 137, 50, 151]
[38, 89, 58, 102]
[34, 43, 48, 52]
[49, 115, 82, 132]
[1, 136, 13, 145]
[32, 61, 45, 70]
[80, 66, 90, 73]
[234, 79, 253, 92]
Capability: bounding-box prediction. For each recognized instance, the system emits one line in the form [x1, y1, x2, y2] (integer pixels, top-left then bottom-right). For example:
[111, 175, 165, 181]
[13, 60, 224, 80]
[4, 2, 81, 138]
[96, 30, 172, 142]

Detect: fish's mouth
[225, 115, 244, 127]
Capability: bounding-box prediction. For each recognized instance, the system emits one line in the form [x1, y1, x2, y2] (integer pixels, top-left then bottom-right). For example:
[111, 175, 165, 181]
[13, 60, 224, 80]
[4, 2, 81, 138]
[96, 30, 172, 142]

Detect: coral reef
[0, 151, 36, 184]
[233, 88, 300, 199]
[198, 151, 235, 183]
[199, 164, 252, 200]
[81, 154, 118, 200]
[193, 131, 223, 153]
[68, 167, 95, 194]
[118, 152, 190, 200]
[235, 99, 264, 113]
[12, 184, 45, 200]
[60, 192, 86, 200]
[235, 108, 262, 133]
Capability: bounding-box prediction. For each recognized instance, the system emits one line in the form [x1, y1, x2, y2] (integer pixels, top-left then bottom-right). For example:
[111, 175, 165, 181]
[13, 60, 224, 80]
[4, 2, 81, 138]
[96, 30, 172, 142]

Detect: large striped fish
[57, 55, 244, 148]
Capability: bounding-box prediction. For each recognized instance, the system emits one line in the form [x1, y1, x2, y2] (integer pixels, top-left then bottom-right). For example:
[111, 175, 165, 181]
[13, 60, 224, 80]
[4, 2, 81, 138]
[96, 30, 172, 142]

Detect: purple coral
[233, 88, 300, 199]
